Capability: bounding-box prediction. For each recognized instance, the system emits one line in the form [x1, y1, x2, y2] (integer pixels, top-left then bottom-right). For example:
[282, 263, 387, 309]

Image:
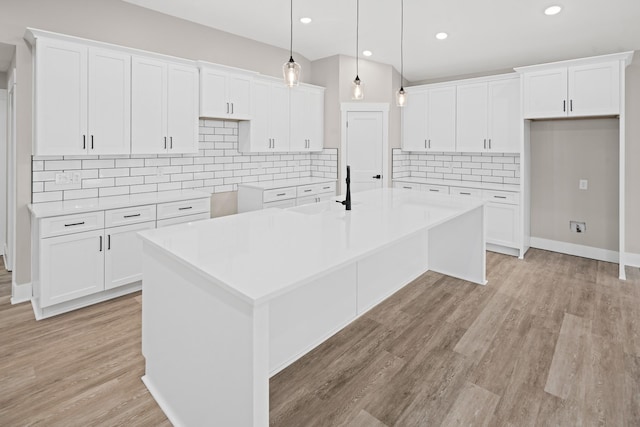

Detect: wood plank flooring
[1, 250, 639, 426]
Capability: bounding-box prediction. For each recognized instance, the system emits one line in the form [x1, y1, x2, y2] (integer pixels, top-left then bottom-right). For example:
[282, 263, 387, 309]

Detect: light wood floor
[1, 250, 639, 426]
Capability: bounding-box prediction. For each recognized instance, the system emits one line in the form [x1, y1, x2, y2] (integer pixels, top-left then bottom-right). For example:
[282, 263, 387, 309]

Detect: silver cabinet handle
[91, 135, 94, 150]
[83, 135, 86, 150]
[304, 189, 312, 192]
[65, 221, 85, 227]
[99, 235, 103, 252]
[178, 206, 193, 211]
[428, 140, 431, 149]
[124, 213, 141, 218]
[460, 192, 471, 195]
[107, 234, 111, 250]
[494, 195, 507, 199]
[231, 103, 234, 114]
[226, 102, 229, 114]
[424, 139, 427, 149]
[484, 139, 487, 149]
[429, 189, 439, 192]
[170, 136, 173, 149]
[276, 193, 286, 196]
[164, 137, 167, 149]
[488, 139, 491, 149]
[563, 100, 566, 112]
[570, 99, 573, 112]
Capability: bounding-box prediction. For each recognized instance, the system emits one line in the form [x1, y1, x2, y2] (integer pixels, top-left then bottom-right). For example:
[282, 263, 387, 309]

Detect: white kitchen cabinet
[485, 202, 520, 248]
[521, 60, 621, 119]
[199, 65, 254, 120]
[402, 86, 456, 152]
[40, 228, 105, 308]
[238, 79, 290, 152]
[290, 85, 325, 151]
[456, 77, 520, 153]
[238, 180, 336, 212]
[131, 56, 199, 154]
[32, 35, 131, 156]
[104, 221, 155, 290]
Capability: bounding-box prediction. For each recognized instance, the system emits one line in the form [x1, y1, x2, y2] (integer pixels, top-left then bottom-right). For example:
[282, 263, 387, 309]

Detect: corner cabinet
[402, 86, 456, 152]
[29, 33, 131, 156]
[456, 76, 520, 153]
[199, 63, 255, 120]
[131, 56, 199, 154]
[516, 53, 633, 119]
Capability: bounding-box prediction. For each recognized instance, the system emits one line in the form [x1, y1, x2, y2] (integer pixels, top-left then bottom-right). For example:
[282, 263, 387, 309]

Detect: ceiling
[123, 0, 640, 82]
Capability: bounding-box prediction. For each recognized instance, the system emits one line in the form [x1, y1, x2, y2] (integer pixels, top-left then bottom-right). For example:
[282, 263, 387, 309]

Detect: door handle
[226, 102, 229, 114]
[372, 174, 382, 179]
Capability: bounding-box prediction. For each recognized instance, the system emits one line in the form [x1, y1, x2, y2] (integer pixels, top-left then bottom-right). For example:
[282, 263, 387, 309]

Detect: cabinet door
[228, 75, 253, 120]
[289, 87, 307, 151]
[35, 39, 87, 156]
[401, 91, 427, 151]
[270, 84, 290, 152]
[167, 63, 199, 154]
[427, 86, 456, 151]
[568, 61, 620, 116]
[199, 68, 229, 118]
[104, 221, 155, 290]
[240, 80, 270, 152]
[488, 78, 520, 153]
[88, 48, 131, 155]
[456, 83, 488, 152]
[486, 202, 520, 247]
[131, 56, 167, 154]
[40, 229, 104, 307]
[522, 68, 567, 118]
[307, 88, 324, 151]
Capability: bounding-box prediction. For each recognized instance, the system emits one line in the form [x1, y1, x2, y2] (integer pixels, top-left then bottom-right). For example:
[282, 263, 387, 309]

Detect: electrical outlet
[55, 172, 72, 184]
[570, 221, 586, 233]
[579, 179, 588, 190]
[72, 172, 81, 184]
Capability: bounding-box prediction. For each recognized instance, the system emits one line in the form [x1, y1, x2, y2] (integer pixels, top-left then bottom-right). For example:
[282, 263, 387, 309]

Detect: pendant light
[283, 0, 301, 87]
[396, 0, 407, 107]
[352, 0, 364, 100]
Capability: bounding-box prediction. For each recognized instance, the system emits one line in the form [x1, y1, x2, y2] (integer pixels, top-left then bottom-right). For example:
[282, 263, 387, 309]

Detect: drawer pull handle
[429, 189, 439, 192]
[65, 221, 85, 227]
[276, 193, 286, 196]
[304, 189, 312, 192]
[323, 186, 331, 190]
[460, 192, 471, 195]
[494, 196, 507, 199]
[403, 186, 412, 189]
[178, 206, 193, 211]
[124, 213, 141, 218]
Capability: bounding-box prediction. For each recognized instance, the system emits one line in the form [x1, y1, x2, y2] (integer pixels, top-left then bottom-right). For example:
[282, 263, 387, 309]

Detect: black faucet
[337, 165, 351, 210]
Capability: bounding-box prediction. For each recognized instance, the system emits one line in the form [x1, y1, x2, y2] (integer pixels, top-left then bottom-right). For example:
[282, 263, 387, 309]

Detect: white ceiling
[123, 0, 640, 82]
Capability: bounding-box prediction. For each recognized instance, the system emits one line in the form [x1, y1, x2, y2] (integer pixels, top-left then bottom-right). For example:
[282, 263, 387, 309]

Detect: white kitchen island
[138, 188, 486, 426]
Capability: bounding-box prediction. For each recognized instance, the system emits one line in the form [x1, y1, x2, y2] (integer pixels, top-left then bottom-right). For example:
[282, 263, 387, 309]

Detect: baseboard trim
[626, 252, 640, 268]
[11, 281, 32, 305]
[486, 243, 520, 258]
[530, 237, 619, 263]
[141, 375, 185, 427]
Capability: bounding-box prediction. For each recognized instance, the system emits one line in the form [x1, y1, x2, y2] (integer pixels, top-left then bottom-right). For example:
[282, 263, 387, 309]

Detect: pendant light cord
[290, 0, 293, 58]
[356, 0, 359, 77]
[400, 0, 404, 87]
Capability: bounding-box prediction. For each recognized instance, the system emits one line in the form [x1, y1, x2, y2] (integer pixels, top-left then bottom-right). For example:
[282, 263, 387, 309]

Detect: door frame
[340, 103, 389, 195]
[0, 88, 6, 259]
[5, 68, 16, 273]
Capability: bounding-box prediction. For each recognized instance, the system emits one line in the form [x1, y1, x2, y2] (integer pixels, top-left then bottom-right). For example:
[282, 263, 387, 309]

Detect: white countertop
[393, 177, 520, 192]
[138, 188, 484, 306]
[28, 189, 211, 218]
[237, 177, 336, 190]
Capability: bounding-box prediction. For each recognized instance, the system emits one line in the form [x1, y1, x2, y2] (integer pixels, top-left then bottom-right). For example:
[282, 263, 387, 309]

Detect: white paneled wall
[392, 149, 520, 185]
[32, 119, 338, 203]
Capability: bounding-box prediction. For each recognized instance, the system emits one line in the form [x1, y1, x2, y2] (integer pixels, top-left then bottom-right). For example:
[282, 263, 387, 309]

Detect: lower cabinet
[105, 221, 155, 290]
[485, 202, 519, 248]
[238, 180, 336, 212]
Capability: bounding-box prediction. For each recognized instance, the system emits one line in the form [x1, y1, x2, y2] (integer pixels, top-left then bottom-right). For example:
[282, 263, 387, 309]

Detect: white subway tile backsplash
[82, 178, 115, 188]
[99, 186, 130, 197]
[64, 188, 98, 200]
[33, 191, 63, 203]
[45, 160, 82, 170]
[83, 159, 114, 169]
[116, 176, 144, 186]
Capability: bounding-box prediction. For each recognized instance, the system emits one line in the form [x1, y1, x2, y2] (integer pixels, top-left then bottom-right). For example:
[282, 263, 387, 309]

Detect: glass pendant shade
[352, 76, 364, 100]
[283, 56, 301, 87]
[396, 87, 407, 107]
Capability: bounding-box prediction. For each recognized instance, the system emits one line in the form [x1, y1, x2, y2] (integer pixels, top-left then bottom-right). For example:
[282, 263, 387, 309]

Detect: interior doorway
[340, 103, 389, 195]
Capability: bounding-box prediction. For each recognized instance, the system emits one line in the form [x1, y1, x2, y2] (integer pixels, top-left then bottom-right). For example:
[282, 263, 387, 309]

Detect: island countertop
[137, 188, 484, 305]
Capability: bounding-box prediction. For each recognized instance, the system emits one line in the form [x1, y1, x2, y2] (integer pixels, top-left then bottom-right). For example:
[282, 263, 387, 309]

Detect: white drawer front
[263, 187, 297, 203]
[394, 182, 422, 191]
[450, 186, 482, 198]
[483, 190, 519, 205]
[264, 198, 297, 209]
[157, 198, 211, 220]
[424, 184, 449, 194]
[297, 184, 319, 197]
[40, 211, 105, 238]
[157, 212, 210, 228]
[316, 182, 336, 194]
[105, 204, 157, 228]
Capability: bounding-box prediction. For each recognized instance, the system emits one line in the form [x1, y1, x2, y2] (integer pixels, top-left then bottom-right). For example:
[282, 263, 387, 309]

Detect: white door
[167, 63, 199, 154]
[131, 56, 166, 154]
[0, 89, 6, 259]
[522, 68, 568, 119]
[488, 78, 520, 152]
[269, 84, 290, 152]
[199, 68, 229, 118]
[402, 90, 427, 151]
[228, 75, 252, 119]
[346, 111, 383, 193]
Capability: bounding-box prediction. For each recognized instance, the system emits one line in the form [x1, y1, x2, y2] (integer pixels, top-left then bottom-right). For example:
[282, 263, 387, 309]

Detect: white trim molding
[11, 281, 32, 305]
[530, 237, 619, 264]
[340, 103, 390, 194]
[625, 252, 640, 269]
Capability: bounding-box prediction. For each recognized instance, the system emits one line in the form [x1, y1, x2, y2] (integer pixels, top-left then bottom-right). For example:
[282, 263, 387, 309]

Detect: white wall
[0, 89, 6, 257]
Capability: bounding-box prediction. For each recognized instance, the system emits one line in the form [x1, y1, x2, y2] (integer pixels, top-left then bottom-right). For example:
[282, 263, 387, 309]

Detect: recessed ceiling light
[435, 32, 448, 40]
[544, 5, 562, 15]
[300, 17, 312, 24]
[362, 50, 372, 57]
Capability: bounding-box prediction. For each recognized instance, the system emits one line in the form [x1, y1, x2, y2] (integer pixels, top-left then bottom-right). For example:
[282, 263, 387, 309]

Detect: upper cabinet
[199, 64, 255, 120]
[402, 86, 456, 152]
[32, 36, 131, 156]
[239, 78, 324, 153]
[456, 77, 520, 153]
[131, 56, 199, 154]
[517, 52, 633, 119]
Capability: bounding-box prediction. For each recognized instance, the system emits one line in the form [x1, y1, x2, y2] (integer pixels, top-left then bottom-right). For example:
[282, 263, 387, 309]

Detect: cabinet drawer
[297, 184, 319, 197]
[263, 187, 297, 203]
[40, 211, 105, 238]
[316, 182, 336, 194]
[483, 190, 519, 204]
[424, 184, 449, 194]
[394, 182, 422, 191]
[105, 204, 156, 228]
[264, 198, 297, 209]
[157, 198, 210, 220]
[450, 186, 482, 198]
[157, 212, 210, 228]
